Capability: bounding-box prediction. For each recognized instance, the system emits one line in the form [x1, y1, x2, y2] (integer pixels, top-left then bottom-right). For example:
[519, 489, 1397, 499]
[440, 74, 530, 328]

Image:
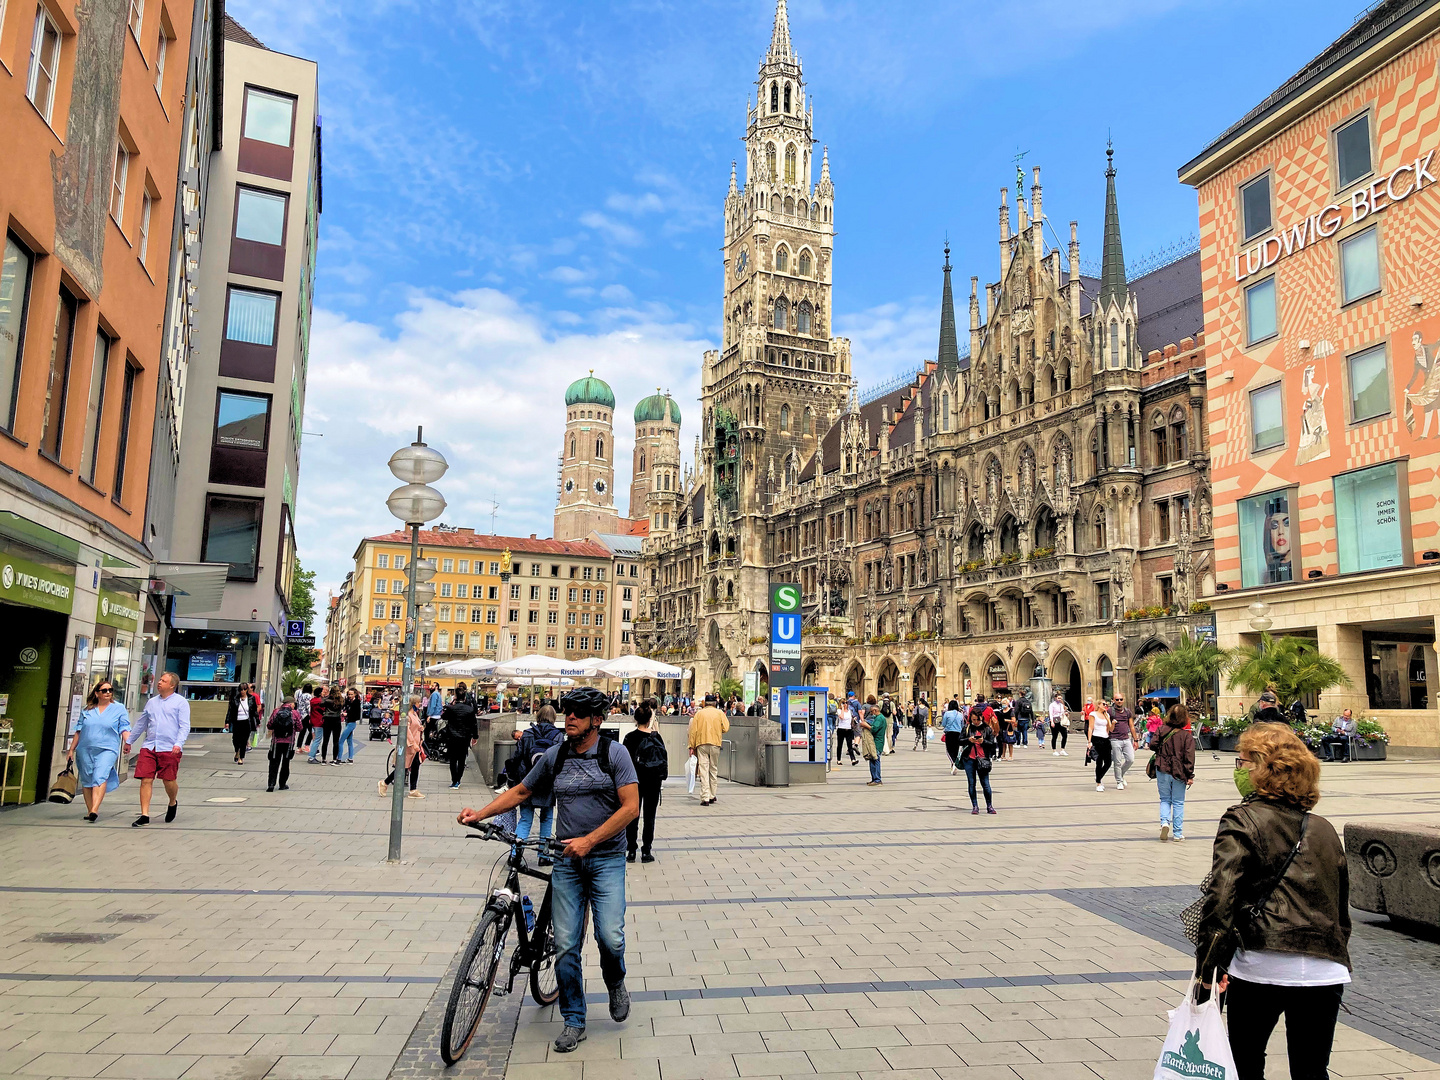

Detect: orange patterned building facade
[1180, 0, 1440, 749]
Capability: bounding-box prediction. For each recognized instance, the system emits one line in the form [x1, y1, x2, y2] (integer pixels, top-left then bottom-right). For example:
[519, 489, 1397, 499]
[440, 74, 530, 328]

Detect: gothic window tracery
[784, 144, 797, 183]
[774, 297, 789, 330]
[766, 143, 777, 181]
[797, 203, 808, 224]
[780, 404, 791, 432]
[797, 302, 811, 334]
[596, 436, 605, 458]
[1170, 406, 1189, 460]
[798, 250, 811, 275]
[784, 195, 795, 215]
[775, 246, 789, 272]
[1094, 509, 1108, 549]
[802, 407, 813, 435]
[770, 82, 778, 112]
[784, 82, 791, 113]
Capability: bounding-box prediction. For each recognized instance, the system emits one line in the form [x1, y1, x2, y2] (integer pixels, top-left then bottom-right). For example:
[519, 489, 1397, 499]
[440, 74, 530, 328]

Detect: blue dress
[75, 703, 131, 792]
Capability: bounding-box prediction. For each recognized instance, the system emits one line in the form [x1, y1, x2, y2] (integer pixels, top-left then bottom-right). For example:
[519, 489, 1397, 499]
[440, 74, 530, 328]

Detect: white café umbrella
[495, 654, 595, 679]
[596, 655, 685, 681]
[424, 656, 497, 678]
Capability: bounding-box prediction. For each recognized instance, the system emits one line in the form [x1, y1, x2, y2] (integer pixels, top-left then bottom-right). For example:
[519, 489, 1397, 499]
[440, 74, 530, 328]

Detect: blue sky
[227, 0, 1371, 597]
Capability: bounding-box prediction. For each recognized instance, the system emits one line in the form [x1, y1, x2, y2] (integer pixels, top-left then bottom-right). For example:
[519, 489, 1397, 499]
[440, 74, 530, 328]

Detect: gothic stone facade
[631, 2, 1214, 708]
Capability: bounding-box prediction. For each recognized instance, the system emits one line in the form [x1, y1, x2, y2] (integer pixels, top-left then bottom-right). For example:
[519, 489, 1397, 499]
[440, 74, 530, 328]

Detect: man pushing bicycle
[458, 686, 639, 1053]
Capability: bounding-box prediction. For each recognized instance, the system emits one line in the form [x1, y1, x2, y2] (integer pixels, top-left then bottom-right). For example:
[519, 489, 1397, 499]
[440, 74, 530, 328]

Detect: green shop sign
[98, 586, 143, 631]
[0, 554, 75, 614]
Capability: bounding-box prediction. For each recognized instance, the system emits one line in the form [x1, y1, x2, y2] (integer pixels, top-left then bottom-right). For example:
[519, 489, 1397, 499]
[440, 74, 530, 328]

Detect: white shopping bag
[685, 755, 698, 794]
[1154, 978, 1238, 1080]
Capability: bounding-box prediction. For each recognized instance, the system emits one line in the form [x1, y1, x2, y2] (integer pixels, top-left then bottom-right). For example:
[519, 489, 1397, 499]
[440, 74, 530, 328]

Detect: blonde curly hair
[1237, 723, 1321, 810]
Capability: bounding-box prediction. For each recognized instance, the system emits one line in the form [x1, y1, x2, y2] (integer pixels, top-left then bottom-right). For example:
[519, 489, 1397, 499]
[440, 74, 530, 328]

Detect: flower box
[1216, 734, 1241, 753]
[1198, 733, 1219, 750]
[1352, 741, 1387, 761]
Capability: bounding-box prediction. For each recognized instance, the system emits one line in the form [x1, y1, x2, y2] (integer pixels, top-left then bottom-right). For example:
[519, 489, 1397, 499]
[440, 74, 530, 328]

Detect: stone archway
[876, 657, 901, 696]
[1133, 638, 1170, 700]
[982, 653, 1008, 697]
[844, 661, 866, 699]
[912, 655, 936, 703]
[1013, 651, 1038, 691]
[1051, 648, 1081, 709]
[802, 658, 820, 685]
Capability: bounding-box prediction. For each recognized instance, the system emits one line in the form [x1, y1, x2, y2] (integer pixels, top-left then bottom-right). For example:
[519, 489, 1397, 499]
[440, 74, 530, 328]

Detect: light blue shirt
[130, 692, 191, 751]
[427, 689, 443, 717]
[942, 709, 965, 733]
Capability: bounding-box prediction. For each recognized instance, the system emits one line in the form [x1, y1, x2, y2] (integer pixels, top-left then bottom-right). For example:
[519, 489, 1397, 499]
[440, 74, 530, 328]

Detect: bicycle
[441, 822, 567, 1065]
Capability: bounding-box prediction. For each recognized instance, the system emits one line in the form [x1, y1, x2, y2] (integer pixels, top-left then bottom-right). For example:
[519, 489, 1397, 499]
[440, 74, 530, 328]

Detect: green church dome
[633, 390, 681, 426]
[564, 371, 615, 409]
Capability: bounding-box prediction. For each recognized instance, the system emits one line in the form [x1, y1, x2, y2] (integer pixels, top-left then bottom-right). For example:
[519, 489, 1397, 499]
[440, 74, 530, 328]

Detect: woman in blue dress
[66, 680, 131, 822]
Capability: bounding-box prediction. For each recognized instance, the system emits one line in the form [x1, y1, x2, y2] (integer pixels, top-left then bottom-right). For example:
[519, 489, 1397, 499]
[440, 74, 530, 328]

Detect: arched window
[595, 436, 605, 458]
[774, 298, 788, 331]
[569, 436, 576, 458]
[1090, 434, 1100, 475]
[1094, 509, 1107, 549]
[1170, 407, 1189, 460]
[780, 404, 791, 432]
[797, 303, 811, 334]
[1151, 411, 1169, 467]
[1109, 321, 1120, 369]
[941, 391, 950, 431]
[770, 82, 778, 112]
[766, 143, 776, 181]
[810, 202, 819, 220]
[802, 407, 812, 435]
[798, 250, 811, 275]
[638, 451, 645, 473]
[784, 145, 797, 183]
[775, 247, 788, 272]
[796, 201, 808, 222]
[783, 82, 791, 113]
[783, 195, 794, 215]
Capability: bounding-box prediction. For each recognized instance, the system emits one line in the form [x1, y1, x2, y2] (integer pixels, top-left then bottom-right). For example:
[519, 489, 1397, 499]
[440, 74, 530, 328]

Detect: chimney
[530, 533, 537, 539]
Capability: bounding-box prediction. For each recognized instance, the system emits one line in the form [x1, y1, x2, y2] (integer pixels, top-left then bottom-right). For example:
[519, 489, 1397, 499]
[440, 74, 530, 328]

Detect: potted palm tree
[1226, 633, 1353, 756]
[1134, 631, 1230, 747]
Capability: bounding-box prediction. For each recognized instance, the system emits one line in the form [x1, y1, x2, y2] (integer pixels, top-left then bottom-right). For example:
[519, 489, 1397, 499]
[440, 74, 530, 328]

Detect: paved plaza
[2, 734, 1440, 1080]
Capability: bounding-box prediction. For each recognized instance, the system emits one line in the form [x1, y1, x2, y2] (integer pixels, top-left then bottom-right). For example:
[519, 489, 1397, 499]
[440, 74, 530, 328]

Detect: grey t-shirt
[523, 738, 638, 856]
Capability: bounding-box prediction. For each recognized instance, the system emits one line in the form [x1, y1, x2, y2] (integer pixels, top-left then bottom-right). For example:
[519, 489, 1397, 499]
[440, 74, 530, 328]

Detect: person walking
[687, 693, 728, 806]
[306, 686, 326, 763]
[941, 699, 966, 774]
[228, 683, 258, 764]
[866, 699, 888, 785]
[318, 686, 344, 765]
[297, 684, 316, 754]
[623, 703, 668, 863]
[1153, 703, 1195, 841]
[1049, 692, 1070, 755]
[1194, 723, 1351, 1080]
[443, 682, 479, 788]
[265, 694, 301, 792]
[910, 699, 929, 750]
[1087, 701, 1113, 791]
[380, 696, 426, 799]
[66, 679, 130, 821]
[459, 687, 640, 1055]
[340, 688, 362, 763]
[962, 707, 997, 814]
[834, 697, 858, 765]
[508, 704, 563, 860]
[999, 697, 1018, 760]
[128, 672, 191, 827]
[1015, 692, 1034, 748]
[1108, 694, 1137, 789]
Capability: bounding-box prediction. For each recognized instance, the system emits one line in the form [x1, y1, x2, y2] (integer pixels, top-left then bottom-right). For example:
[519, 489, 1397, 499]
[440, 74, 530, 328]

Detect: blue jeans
[868, 754, 882, 782]
[1018, 719, 1030, 745]
[963, 757, 993, 808]
[551, 850, 627, 1029]
[339, 722, 357, 762]
[516, 803, 553, 841]
[1157, 772, 1187, 837]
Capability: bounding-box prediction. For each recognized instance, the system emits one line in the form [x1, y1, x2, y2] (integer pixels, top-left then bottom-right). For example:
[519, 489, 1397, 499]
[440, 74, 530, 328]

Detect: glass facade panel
[1238, 489, 1296, 588]
[235, 189, 286, 245]
[1335, 462, 1405, 573]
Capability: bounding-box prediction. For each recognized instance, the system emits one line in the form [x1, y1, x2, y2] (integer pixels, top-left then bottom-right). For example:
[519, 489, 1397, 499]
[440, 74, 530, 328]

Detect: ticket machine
[779, 685, 828, 784]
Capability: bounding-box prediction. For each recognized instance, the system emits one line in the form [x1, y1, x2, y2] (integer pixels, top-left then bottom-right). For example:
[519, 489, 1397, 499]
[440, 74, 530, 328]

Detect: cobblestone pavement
[1, 735, 1439, 1080]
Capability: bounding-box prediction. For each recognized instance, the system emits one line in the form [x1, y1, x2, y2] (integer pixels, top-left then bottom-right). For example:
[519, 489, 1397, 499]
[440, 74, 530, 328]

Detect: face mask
[1233, 768, 1256, 799]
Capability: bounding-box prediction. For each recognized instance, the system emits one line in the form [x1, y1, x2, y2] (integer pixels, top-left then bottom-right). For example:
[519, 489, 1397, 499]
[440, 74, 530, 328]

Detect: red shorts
[134, 748, 182, 781]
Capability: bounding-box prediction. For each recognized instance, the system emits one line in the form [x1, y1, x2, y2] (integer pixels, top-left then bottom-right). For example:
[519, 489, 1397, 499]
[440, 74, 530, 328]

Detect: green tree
[1226, 632, 1351, 708]
[284, 558, 321, 670]
[714, 676, 743, 701]
[281, 668, 312, 697]
[1134, 631, 1230, 709]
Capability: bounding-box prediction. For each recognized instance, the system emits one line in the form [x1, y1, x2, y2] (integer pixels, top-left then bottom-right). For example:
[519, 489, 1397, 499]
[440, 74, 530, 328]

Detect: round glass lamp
[387, 484, 446, 525]
[388, 440, 449, 486]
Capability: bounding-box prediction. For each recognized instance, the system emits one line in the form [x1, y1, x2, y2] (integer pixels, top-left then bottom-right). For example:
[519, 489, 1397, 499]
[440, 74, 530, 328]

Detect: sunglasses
[98, 687, 114, 693]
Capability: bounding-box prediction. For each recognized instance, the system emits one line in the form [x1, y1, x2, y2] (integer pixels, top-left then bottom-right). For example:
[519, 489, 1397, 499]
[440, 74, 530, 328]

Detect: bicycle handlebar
[462, 820, 567, 857]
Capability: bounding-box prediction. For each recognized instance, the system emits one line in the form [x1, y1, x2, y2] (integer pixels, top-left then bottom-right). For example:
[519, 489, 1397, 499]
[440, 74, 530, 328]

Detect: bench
[1344, 821, 1440, 928]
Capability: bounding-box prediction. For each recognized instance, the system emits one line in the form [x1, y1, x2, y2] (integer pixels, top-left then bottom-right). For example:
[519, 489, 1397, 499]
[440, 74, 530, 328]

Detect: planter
[1198, 733, 1219, 750]
[1352, 741, 1387, 761]
[1216, 734, 1241, 753]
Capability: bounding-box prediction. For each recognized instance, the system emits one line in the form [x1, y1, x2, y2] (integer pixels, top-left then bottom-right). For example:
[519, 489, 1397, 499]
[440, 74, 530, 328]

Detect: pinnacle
[769, 0, 792, 61]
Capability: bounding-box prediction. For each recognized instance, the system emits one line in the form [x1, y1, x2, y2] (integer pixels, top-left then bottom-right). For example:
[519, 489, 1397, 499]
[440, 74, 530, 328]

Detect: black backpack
[271, 706, 296, 740]
[631, 730, 668, 773]
[505, 723, 564, 785]
[551, 734, 619, 783]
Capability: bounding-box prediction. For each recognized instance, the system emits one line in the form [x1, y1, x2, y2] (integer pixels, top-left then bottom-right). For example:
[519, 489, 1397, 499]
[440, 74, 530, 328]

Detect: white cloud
[296, 289, 709, 596]
[579, 211, 645, 247]
[546, 265, 592, 284]
[837, 295, 941, 390]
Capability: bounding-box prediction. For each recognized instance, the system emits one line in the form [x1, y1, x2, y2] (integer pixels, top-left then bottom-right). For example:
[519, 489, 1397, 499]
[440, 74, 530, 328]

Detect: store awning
[108, 561, 231, 616]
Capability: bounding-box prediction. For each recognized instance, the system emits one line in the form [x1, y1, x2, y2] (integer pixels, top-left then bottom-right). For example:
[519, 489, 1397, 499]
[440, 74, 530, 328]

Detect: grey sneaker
[553, 1026, 586, 1053]
[608, 981, 631, 1023]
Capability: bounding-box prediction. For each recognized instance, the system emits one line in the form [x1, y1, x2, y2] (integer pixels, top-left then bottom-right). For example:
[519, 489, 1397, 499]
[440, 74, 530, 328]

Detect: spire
[769, 0, 793, 62]
[728, 160, 738, 195]
[820, 145, 830, 183]
[937, 242, 960, 377]
[1099, 141, 1128, 311]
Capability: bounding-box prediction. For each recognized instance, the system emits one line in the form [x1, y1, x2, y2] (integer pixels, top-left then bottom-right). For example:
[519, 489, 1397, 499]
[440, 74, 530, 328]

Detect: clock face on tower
[736, 248, 749, 275]
[594, 479, 607, 494]
[564, 479, 575, 493]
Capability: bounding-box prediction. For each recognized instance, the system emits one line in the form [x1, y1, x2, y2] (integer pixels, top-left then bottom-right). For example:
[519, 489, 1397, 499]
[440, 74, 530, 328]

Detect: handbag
[1181, 813, 1309, 946]
[1146, 730, 1172, 781]
[48, 761, 79, 803]
[1153, 974, 1239, 1080]
[974, 752, 993, 775]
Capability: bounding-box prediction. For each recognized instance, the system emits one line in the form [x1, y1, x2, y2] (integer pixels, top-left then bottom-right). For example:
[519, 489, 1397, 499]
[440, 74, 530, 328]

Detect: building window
[580, 612, 590, 626]
[485, 608, 497, 623]
[531, 563, 541, 576]
[1335, 462, 1405, 574]
[1340, 226, 1381, 305]
[442, 558, 454, 572]
[547, 635, 558, 649]
[1096, 582, 1111, 622]
[621, 631, 631, 644]
[456, 583, 468, 598]
[1094, 509, 1107, 549]
[1156, 500, 1171, 543]
[530, 585, 540, 600]
[127, 0, 143, 38]
[622, 587, 632, 602]
[437, 631, 449, 651]
[595, 588, 605, 603]
[393, 555, 405, 569]
[0, 235, 36, 433]
[1240, 173, 1271, 241]
[242, 86, 295, 146]
[27, 7, 62, 123]
[547, 611, 557, 624]
[202, 496, 263, 580]
[799, 251, 811, 275]
[776, 248, 788, 272]
[374, 579, 386, 593]
[137, 191, 153, 264]
[1250, 382, 1284, 453]
[79, 332, 109, 485]
[214, 391, 269, 450]
[373, 600, 385, 619]
[566, 636, 576, 651]
[391, 602, 403, 619]
[567, 612, 576, 626]
[41, 290, 78, 461]
[458, 559, 469, 573]
[234, 188, 287, 245]
[549, 586, 560, 601]
[1238, 489, 1296, 587]
[1159, 575, 1175, 608]
[392, 579, 403, 593]
[509, 583, 521, 600]
[595, 613, 604, 627]
[527, 634, 538, 649]
[1335, 112, 1372, 189]
[489, 562, 500, 575]
[1099, 658, 1115, 701]
[1245, 277, 1277, 345]
[438, 604, 451, 622]
[153, 24, 169, 94]
[377, 553, 389, 568]
[583, 567, 593, 580]
[486, 586, 498, 600]
[1150, 414, 1169, 467]
[582, 588, 592, 603]
[455, 605, 467, 622]
[527, 610, 539, 624]
[568, 587, 577, 603]
[439, 583, 452, 597]
[1347, 343, 1390, 423]
[508, 609, 519, 623]
[471, 608, 483, 623]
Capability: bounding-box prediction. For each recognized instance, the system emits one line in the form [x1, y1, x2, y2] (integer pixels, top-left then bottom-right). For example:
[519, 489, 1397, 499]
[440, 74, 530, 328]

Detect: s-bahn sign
[1234, 149, 1437, 282]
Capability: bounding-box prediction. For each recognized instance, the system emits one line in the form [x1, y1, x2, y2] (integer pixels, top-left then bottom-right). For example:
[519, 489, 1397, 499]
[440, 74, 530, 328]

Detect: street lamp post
[384, 427, 447, 862]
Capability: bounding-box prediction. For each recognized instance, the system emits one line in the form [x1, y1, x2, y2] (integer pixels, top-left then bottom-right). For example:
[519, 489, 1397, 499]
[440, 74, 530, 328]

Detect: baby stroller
[367, 702, 392, 741]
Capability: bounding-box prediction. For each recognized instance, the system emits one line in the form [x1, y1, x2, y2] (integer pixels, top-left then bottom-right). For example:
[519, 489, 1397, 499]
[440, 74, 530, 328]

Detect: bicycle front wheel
[528, 918, 559, 1006]
[441, 906, 511, 1065]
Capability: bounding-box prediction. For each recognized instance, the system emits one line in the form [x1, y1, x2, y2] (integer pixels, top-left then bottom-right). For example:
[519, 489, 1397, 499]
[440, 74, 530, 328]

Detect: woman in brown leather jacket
[1196, 723, 1351, 1080]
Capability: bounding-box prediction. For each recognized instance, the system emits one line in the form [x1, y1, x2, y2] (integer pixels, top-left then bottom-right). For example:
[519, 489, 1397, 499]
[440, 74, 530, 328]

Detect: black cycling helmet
[559, 686, 609, 719]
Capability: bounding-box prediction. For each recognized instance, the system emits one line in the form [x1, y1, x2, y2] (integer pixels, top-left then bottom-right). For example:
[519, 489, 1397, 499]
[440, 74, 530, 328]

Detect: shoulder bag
[1181, 812, 1309, 946]
[1146, 730, 1172, 781]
